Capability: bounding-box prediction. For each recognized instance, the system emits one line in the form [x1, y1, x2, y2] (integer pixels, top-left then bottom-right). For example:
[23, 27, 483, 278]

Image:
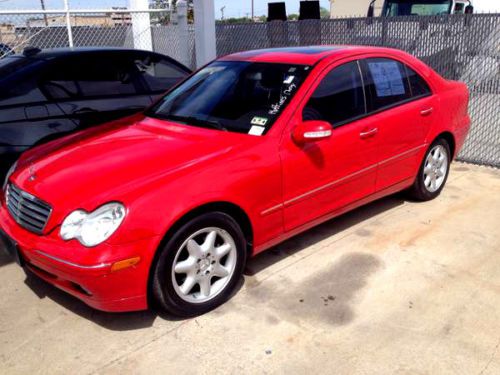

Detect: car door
[280, 60, 379, 232]
[131, 50, 191, 100]
[39, 51, 152, 130]
[360, 57, 435, 191]
[0, 58, 73, 177]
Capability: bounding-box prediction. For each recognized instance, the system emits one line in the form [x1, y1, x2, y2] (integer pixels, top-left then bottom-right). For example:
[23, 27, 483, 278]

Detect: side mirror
[465, 5, 474, 14]
[292, 120, 332, 144]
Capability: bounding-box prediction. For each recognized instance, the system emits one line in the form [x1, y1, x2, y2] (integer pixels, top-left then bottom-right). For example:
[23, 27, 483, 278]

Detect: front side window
[148, 61, 311, 135]
[302, 61, 366, 126]
[362, 58, 412, 112]
[383, 0, 452, 16]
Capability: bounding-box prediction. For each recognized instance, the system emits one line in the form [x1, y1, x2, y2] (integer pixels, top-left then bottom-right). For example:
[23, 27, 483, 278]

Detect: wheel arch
[435, 131, 456, 159]
[146, 201, 254, 308]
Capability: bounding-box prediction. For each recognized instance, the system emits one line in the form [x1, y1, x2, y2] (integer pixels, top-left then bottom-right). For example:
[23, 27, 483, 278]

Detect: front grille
[5, 183, 52, 234]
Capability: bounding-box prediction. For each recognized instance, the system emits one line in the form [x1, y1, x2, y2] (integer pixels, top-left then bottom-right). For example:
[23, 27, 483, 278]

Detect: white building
[329, 0, 384, 18]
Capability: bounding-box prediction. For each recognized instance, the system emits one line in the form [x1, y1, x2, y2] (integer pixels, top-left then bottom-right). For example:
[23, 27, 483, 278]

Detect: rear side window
[362, 58, 412, 112]
[41, 54, 140, 99]
[134, 54, 188, 93]
[405, 65, 431, 98]
[303, 61, 366, 126]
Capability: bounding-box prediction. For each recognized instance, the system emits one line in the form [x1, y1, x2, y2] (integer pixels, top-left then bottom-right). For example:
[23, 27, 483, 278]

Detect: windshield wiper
[163, 114, 227, 132]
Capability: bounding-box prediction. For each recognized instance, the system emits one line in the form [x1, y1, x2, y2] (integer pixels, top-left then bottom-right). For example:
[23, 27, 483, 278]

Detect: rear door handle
[360, 128, 378, 139]
[420, 107, 434, 116]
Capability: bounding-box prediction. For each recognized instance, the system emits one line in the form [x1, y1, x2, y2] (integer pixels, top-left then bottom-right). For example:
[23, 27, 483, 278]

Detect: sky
[0, 0, 331, 18]
[0, 0, 497, 18]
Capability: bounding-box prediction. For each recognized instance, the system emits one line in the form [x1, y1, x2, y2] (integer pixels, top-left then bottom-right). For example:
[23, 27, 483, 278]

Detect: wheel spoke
[432, 150, 439, 162]
[215, 243, 232, 259]
[199, 277, 211, 297]
[213, 264, 230, 278]
[431, 175, 437, 190]
[180, 275, 197, 295]
[202, 230, 217, 253]
[174, 257, 197, 274]
[424, 175, 431, 187]
[187, 239, 203, 258]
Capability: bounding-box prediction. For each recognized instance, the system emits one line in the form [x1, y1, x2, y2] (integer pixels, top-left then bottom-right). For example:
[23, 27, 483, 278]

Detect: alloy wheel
[171, 227, 237, 303]
[423, 144, 448, 193]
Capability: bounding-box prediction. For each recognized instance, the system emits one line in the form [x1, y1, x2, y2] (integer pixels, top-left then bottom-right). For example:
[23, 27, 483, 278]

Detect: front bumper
[0, 193, 160, 312]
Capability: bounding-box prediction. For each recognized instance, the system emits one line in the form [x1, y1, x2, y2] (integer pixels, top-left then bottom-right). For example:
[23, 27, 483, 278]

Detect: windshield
[147, 60, 311, 135]
[383, 0, 452, 16]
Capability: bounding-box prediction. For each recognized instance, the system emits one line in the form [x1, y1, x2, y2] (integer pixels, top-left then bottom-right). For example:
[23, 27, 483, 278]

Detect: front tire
[152, 212, 247, 317]
[409, 138, 451, 201]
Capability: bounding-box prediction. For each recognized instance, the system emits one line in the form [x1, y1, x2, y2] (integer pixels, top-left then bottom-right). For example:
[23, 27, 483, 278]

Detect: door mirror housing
[292, 120, 332, 144]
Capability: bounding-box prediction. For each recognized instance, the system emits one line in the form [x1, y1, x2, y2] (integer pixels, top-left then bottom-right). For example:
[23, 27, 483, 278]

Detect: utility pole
[40, 0, 49, 27]
[251, 0, 254, 20]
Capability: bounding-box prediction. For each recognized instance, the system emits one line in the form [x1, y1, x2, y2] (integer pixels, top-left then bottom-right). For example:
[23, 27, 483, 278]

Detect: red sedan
[0, 46, 470, 317]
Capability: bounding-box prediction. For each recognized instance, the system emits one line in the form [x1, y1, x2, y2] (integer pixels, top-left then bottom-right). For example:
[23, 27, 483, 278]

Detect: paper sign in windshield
[368, 61, 405, 97]
[248, 125, 265, 136]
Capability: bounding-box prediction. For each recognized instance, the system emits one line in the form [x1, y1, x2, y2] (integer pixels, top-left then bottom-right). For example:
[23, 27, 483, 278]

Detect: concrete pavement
[0, 163, 499, 374]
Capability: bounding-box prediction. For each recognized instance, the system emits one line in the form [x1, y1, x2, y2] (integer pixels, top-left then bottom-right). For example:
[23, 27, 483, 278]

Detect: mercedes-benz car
[0, 46, 470, 317]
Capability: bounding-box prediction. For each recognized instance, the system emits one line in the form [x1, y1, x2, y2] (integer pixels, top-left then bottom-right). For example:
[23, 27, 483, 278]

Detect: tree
[320, 6, 330, 19]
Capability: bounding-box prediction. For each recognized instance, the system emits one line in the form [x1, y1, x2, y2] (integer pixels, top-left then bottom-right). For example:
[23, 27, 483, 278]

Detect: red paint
[0, 46, 470, 312]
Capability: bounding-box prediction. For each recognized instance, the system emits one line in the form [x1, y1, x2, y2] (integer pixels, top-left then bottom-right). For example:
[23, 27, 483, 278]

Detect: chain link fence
[217, 14, 500, 167]
[0, 10, 196, 69]
[0, 11, 498, 167]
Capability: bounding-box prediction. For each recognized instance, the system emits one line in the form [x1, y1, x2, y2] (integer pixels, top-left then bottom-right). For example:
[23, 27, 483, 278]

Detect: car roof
[1, 47, 192, 73]
[19, 47, 160, 60]
[220, 45, 406, 65]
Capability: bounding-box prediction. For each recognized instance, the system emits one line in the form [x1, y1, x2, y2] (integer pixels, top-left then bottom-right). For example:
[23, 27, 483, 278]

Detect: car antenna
[23, 46, 42, 57]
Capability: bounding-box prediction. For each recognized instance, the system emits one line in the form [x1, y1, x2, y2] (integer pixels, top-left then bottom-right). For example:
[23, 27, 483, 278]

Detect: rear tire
[152, 212, 247, 317]
[408, 138, 451, 201]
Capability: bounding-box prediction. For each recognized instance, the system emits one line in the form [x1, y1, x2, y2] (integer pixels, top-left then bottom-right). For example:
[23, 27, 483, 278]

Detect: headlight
[60, 203, 126, 247]
[3, 161, 17, 190]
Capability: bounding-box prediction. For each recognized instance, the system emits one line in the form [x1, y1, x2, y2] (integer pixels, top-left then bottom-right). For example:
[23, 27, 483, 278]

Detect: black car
[0, 47, 191, 178]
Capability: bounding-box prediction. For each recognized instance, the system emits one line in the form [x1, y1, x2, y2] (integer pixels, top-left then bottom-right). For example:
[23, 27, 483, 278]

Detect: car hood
[12, 115, 250, 215]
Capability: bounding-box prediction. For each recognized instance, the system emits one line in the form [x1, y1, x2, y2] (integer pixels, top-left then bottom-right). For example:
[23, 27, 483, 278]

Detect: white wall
[329, 0, 384, 18]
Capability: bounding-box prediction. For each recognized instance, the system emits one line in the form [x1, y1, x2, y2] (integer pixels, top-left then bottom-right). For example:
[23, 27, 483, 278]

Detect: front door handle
[420, 107, 434, 116]
[360, 128, 378, 139]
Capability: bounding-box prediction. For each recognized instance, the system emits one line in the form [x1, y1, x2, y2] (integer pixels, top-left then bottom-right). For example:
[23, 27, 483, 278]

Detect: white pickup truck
[368, 0, 498, 17]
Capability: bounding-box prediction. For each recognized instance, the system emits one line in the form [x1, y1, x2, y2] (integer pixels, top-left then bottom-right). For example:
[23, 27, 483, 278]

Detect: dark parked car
[0, 47, 191, 178]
